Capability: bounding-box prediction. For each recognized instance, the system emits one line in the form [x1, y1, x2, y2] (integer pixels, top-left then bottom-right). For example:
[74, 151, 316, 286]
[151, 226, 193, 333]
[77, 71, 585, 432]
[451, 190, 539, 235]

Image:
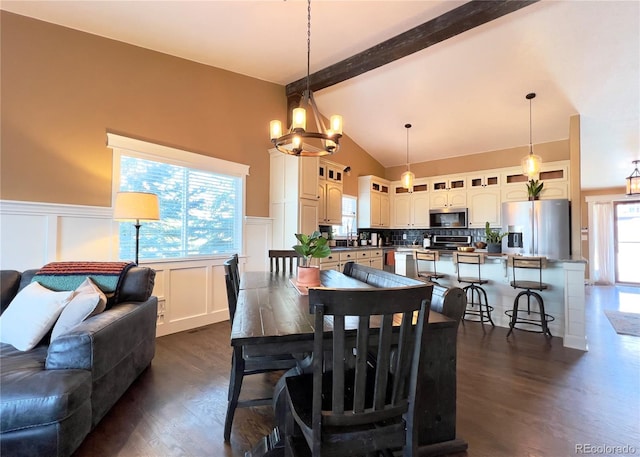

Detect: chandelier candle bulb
[292, 108, 306, 131]
[330, 115, 343, 135]
[270, 120, 282, 140]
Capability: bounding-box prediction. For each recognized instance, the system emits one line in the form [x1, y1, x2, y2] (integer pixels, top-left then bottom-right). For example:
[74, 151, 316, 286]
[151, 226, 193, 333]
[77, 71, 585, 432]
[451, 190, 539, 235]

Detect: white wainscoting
[0, 200, 274, 337]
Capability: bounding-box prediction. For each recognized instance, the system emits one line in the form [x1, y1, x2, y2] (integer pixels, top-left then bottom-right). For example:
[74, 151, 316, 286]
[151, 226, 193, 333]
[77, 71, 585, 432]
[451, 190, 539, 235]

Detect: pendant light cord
[405, 123, 412, 170]
[306, 0, 311, 95]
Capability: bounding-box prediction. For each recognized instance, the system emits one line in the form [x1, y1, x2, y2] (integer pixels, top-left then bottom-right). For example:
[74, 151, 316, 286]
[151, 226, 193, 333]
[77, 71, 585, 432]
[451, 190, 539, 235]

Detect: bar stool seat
[454, 252, 494, 326]
[505, 256, 555, 337]
[415, 250, 446, 283]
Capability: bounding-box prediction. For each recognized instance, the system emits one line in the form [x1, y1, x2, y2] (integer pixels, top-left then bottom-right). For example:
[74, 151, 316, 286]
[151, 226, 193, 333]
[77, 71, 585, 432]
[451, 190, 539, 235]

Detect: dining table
[231, 269, 468, 457]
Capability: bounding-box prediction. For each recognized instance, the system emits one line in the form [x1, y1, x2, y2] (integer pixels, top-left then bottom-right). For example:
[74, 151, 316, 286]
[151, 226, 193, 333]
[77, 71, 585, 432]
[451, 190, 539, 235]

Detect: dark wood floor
[74, 285, 640, 457]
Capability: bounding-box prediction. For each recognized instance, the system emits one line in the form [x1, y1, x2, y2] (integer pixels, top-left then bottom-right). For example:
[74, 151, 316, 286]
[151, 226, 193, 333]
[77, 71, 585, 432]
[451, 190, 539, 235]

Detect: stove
[430, 235, 472, 251]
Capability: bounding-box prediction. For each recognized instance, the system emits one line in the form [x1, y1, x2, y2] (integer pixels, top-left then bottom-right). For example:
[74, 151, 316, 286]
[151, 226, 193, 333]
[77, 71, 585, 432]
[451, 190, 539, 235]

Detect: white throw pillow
[51, 277, 107, 341]
[0, 282, 73, 351]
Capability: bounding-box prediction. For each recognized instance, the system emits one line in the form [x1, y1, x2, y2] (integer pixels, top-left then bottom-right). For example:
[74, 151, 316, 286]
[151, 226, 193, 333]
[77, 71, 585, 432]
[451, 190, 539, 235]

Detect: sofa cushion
[0, 282, 73, 351]
[51, 278, 107, 341]
[0, 342, 92, 433]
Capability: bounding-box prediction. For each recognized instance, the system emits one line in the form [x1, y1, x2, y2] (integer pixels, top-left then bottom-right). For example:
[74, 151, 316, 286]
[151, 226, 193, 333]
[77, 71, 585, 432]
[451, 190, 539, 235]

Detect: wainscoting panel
[0, 201, 273, 337]
[244, 216, 273, 271]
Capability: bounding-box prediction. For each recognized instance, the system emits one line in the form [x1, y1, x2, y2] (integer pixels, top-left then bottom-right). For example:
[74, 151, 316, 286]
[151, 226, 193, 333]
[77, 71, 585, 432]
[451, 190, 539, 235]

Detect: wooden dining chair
[269, 250, 301, 273]
[223, 255, 298, 442]
[284, 285, 432, 457]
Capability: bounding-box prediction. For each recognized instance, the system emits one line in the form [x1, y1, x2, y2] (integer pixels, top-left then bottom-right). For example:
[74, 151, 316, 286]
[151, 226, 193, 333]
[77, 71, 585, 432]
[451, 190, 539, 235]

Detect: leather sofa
[0, 266, 157, 457]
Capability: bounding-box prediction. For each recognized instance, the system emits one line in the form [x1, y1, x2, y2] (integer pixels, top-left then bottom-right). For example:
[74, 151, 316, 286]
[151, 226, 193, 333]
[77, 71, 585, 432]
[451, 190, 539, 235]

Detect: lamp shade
[113, 192, 160, 222]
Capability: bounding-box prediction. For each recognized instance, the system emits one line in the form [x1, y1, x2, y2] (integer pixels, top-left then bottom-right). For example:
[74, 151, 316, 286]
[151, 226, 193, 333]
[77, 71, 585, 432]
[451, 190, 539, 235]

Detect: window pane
[334, 195, 357, 237]
[119, 155, 241, 260]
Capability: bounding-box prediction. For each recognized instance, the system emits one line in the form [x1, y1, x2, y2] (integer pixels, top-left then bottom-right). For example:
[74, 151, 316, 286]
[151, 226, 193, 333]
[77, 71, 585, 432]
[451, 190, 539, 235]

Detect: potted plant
[293, 231, 331, 286]
[526, 179, 544, 200]
[485, 222, 507, 254]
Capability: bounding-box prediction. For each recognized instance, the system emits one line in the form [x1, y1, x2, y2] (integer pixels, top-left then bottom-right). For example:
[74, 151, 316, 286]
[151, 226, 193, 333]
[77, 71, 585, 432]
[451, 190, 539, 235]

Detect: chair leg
[478, 286, 494, 326]
[224, 347, 244, 441]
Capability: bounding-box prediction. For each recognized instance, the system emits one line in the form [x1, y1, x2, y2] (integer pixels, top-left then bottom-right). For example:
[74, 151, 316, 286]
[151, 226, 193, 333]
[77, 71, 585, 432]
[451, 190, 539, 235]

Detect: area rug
[604, 310, 640, 337]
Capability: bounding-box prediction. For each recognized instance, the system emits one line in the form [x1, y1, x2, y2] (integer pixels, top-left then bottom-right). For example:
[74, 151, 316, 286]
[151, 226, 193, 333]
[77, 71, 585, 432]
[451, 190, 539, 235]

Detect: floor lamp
[113, 192, 160, 265]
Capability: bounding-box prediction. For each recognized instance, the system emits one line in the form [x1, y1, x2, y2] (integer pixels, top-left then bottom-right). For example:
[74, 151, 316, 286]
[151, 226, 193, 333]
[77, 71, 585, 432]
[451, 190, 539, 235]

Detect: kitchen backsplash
[322, 227, 486, 247]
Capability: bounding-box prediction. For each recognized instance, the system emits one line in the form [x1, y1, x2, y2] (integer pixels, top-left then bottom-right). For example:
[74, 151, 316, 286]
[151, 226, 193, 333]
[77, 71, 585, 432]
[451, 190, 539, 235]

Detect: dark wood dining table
[231, 270, 468, 457]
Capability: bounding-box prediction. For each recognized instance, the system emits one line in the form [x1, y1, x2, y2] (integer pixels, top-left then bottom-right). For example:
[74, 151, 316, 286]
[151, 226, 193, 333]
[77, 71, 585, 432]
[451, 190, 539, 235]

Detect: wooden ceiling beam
[285, 0, 539, 97]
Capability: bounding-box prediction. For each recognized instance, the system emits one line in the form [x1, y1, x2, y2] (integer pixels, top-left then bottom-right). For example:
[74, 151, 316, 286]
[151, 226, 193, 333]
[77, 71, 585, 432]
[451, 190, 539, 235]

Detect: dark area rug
[604, 310, 640, 337]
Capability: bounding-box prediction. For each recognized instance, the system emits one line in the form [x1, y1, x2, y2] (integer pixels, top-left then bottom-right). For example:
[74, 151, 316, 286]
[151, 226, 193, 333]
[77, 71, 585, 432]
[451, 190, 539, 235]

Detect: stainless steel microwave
[429, 208, 468, 228]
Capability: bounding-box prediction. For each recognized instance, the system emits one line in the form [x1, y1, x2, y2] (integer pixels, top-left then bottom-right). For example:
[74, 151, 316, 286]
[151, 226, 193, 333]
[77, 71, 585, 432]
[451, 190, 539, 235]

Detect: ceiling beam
[285, 0, 539, 97]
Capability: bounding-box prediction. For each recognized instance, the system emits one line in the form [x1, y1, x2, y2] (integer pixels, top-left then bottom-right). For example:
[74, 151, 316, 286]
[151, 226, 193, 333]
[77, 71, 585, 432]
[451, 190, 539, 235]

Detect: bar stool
[505, 256, 554, 337]
[454, 252, 494, 326]
[414, 250, 446, 283]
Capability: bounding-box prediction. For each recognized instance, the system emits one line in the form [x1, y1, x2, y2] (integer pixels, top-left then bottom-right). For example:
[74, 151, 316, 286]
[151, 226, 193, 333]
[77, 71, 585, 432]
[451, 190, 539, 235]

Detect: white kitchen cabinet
[468, 187, 501, 228]
[358, 176, 391, 228]
[468, 172, 500, 189]
[391, 180, 430, 228]
[319, 248, 383, 271]
[429, 190, 467, 209]
[430, 176, 466, 192]
[501, 162, 570, 202]
[318, 181, 343, 225]
[269, 149, 319, 249]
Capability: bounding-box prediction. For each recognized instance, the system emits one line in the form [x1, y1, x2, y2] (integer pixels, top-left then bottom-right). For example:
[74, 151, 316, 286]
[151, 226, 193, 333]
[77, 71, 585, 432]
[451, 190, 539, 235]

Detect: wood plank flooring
[73, 285, 640, 457]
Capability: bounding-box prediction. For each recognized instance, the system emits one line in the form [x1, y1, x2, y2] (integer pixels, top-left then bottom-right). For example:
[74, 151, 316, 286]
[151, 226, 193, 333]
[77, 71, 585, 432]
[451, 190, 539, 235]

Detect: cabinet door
[299, 199, 319, 236]
[448, 191, 467, 208]
[325, 183, 343, 225]
[370, 257, 384, 270]
[370, 192, 381, 227]
[393, 194, 412, 227]
[429, 193, 449, 209]
[299, 157, 319, 200]
[468, 189, 500, 228]
[379, 195, 390, 227]
[317, 183, 326, 224]
[412, 194, 430, 227]
[540, 182, 568, 200]
[502, 186, 528, 202]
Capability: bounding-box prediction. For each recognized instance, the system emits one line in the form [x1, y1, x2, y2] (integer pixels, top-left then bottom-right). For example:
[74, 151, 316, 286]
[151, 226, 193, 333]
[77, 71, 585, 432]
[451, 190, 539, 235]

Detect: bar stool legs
[506, 289, 555, 337]
[462, 283, 495, 326]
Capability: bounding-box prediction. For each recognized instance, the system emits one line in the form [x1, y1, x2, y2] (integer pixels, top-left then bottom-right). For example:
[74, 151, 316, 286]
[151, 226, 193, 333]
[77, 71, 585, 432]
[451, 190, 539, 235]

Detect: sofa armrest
[45, 297, 158, 379]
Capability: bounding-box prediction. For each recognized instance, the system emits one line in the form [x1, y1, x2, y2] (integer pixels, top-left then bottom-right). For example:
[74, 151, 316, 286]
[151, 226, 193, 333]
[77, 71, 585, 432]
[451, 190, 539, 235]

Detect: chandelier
[269, 0, 342, 157]
[627, 160, 640, 196]
[521, 92, 542, 178]
[401, 123, 415, 189]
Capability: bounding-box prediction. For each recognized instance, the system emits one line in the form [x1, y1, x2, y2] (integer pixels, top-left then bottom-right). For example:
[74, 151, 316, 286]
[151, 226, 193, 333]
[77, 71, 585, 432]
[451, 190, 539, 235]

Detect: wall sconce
[343, 166, 351, 176]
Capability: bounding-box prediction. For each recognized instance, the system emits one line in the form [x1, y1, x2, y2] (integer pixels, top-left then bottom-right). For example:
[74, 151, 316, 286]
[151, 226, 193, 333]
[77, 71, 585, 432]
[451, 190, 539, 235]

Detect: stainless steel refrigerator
[501, 199, 570, 259]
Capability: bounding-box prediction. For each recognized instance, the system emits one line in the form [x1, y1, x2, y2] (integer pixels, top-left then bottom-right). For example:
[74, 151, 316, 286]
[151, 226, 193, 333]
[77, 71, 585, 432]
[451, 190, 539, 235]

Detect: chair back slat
[268, 250, 301, 273]
[223, 254, 240, 323]
[309, 285, 432, 430]
[510, 256, 546, 289]
[373, 314, 393, 410]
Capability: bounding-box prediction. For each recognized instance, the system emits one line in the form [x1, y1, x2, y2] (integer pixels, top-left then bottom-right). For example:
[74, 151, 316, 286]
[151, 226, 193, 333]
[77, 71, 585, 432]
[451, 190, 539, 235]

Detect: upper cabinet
[430, 176, 466, 192]
[318, 159, 343, 225]
[358, 176, 390, 228]
[391, 179, 430, 228]
[501, 163, 569, 202]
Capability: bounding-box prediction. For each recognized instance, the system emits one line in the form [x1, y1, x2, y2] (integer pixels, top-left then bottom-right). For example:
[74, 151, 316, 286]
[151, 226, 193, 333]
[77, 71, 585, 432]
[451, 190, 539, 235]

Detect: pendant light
[401, 123, 415, 190]
[626, 160, 640, 195]
[521, 92, 542, 178]
[269, 0, 342, 157]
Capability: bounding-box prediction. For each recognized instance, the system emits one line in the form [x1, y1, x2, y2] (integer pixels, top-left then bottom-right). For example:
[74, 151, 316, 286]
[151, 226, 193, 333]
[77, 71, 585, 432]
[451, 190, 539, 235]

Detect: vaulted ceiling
[2, 0, 638, 190]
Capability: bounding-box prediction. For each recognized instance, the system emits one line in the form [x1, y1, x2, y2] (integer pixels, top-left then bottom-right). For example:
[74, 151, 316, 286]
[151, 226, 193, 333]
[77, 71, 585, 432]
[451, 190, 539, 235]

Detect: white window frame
[333, 194, 357, 239]
[108, 133, 250, 261]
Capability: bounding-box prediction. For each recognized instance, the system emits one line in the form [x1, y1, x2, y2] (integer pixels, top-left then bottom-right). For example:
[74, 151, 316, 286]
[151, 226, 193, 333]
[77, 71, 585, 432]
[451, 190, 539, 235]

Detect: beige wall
[0, 12, 381, 216]
[384, 139, 569, 181]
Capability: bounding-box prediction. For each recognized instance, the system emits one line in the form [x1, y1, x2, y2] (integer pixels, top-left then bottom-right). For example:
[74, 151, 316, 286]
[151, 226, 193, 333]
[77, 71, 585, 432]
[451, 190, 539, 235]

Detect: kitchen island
[395, 249, 588, 351]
